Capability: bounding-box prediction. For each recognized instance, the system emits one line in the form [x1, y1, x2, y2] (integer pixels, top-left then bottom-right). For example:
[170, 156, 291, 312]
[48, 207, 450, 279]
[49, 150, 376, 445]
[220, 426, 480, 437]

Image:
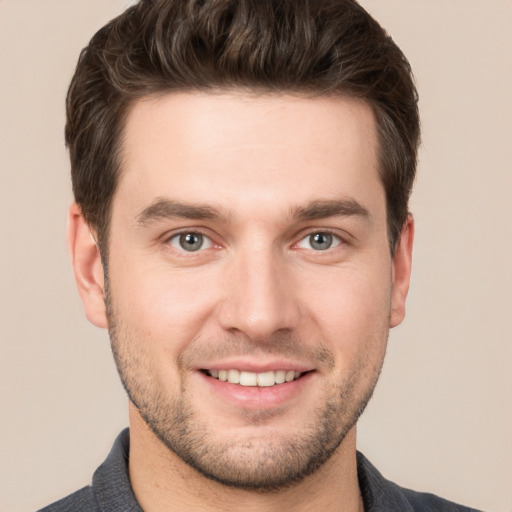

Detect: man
[40, 0, 481, 510]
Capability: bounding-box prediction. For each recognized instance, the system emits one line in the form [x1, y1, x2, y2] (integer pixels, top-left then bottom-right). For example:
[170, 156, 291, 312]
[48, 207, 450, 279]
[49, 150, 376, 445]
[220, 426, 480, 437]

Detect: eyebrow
[292, 199, 370, 222]
[136, 197, 370, 226]
[136, 199, 229, 225]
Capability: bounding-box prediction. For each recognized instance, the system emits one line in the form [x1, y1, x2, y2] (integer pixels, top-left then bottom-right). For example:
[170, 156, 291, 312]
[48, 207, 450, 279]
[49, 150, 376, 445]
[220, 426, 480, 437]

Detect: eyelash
[164, 229, 345, 254]
[166, 230, 215, 253]
[295, 231, 343, 251]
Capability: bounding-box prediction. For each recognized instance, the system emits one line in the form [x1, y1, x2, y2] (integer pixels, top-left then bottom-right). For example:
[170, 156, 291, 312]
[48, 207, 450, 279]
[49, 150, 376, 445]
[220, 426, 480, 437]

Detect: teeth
[227, 369, 240, 384]
[239, 371, 257, 386]
[257, 371, 275, 387]
[275, 370, 286, 384]
[207, 369, 304, 387]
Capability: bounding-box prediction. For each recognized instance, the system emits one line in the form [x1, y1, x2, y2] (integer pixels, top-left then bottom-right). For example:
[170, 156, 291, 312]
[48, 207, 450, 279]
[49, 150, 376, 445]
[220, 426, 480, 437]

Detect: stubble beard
[105, 283, 388, 491]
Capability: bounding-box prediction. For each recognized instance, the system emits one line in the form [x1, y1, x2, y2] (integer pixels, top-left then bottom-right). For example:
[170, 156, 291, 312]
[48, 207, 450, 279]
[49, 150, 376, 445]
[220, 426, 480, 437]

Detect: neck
[128, 405, 363, 512]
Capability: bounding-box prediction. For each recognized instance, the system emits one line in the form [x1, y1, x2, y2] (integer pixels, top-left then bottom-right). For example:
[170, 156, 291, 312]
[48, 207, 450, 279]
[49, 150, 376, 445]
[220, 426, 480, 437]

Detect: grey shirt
[38, 429, 482, 511]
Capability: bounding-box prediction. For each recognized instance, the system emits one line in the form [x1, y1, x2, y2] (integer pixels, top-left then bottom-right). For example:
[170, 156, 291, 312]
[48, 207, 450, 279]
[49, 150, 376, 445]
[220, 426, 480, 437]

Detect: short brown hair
[66, 0, 420, 253]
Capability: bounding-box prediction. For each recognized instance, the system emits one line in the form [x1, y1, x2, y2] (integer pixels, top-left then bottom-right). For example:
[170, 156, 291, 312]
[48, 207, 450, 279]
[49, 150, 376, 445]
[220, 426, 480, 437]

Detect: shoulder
[356, 452, 483, 512]
[397, 483, 482, 512]
[37, 486, 98, 512]
[36, 429, 141, 512]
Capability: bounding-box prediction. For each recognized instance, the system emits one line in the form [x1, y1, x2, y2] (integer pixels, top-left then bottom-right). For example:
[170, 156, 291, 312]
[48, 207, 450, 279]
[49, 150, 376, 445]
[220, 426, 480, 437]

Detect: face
[78, 92, 412, 490]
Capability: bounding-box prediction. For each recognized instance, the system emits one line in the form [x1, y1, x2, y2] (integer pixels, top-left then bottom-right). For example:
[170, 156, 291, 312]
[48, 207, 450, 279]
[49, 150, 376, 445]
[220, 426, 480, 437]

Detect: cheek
[109, 260, 221, 347]
[302, 264, 392, 353]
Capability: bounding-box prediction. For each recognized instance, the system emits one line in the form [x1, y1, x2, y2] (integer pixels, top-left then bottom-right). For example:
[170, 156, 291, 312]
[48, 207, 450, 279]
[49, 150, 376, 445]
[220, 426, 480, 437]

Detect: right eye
[168, 232, 213, 252]
[296, 231, 342, 251]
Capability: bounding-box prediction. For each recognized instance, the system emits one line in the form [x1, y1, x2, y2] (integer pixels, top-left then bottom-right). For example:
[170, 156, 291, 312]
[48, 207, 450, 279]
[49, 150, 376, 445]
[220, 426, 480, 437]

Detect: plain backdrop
[1, 1, 511, 511]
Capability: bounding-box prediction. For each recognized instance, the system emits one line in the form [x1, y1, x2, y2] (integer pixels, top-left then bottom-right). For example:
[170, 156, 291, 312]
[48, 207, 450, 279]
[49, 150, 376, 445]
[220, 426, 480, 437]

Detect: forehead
[116, 91, 382, 222]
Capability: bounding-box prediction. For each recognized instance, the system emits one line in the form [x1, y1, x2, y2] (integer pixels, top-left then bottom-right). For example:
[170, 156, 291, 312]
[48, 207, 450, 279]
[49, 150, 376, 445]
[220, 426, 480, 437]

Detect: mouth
[202, 369, 308, 387]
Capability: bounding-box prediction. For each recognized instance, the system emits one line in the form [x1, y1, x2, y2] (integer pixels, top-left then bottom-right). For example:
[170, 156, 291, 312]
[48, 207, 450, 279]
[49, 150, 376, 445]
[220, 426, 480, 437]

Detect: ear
[389, 214, 414, 328]
[67, 203, 108, 329]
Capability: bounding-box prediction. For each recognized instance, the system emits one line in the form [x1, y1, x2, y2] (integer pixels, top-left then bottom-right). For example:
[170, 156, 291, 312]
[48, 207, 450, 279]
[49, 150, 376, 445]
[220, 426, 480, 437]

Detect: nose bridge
[218, 238, 300, 339]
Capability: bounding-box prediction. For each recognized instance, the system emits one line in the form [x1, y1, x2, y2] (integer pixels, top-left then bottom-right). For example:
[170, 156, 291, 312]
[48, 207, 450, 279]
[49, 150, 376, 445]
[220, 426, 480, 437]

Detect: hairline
[94, 86, 402, 263]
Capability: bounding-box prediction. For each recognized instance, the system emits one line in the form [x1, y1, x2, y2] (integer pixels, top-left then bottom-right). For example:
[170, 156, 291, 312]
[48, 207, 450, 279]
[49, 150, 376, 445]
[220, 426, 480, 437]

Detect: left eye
[169, 232, 213, 252]
[297, 232, 341, 251]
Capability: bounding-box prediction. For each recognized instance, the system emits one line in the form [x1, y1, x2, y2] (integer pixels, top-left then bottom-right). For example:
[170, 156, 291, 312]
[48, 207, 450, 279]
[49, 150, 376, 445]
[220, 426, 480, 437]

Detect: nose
[217, 245, 301, 341]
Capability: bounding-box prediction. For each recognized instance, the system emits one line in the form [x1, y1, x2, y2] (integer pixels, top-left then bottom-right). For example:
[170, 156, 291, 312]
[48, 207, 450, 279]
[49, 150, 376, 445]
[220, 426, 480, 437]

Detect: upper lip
[194, 358, 315, 374]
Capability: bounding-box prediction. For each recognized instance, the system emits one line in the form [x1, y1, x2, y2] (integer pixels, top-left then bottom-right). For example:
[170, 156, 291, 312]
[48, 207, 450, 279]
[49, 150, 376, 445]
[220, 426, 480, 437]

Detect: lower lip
[198, 371, 314, 409]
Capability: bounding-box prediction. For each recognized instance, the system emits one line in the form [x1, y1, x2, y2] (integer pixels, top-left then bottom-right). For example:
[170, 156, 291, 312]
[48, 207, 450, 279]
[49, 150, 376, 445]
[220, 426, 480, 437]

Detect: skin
[69, 92, 413, 511]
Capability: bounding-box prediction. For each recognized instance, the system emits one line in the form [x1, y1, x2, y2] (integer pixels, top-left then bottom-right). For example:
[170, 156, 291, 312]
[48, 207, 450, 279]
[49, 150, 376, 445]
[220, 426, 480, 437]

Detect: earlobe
[67, 203, 108, 329]
[389, 214, 414, 328]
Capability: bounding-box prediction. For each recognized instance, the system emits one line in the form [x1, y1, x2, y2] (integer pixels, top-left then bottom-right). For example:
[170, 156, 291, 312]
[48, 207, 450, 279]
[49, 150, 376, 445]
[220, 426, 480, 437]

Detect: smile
[205, 369, 304, 387]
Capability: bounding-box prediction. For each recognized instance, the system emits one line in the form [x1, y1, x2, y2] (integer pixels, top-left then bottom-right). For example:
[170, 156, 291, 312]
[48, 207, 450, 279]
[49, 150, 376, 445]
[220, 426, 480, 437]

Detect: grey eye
[310, 232, 333, 250]
[169, 232, 212, 252]
[297, 232, 341, 251]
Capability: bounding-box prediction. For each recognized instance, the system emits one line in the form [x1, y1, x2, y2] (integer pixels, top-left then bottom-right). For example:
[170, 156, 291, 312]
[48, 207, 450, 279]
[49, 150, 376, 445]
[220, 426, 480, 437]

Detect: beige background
[1, 1, 511, 511]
